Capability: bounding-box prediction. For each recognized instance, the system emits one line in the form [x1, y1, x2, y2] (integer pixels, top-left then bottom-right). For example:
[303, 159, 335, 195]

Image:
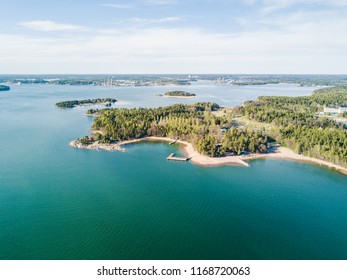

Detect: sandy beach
[69, 136, 347, 174]
[113, 100, 129, 105]
[242, 146, 347, 175]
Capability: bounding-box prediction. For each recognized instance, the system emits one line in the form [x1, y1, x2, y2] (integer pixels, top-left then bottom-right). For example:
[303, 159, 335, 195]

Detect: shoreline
[163, 95, 196, 99]
[242, 147, 347, 175]
[69, 136, 347, 175]
[57, 100, 127, 109]
[113, 100, 128, 105]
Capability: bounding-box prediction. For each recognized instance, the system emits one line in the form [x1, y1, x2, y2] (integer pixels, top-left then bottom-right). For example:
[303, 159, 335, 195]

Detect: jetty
[166, 153, 189, 162]
[169, 140, 177, 145]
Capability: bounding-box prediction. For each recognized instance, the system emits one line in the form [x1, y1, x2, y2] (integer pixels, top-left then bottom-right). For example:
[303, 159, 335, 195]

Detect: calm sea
[0, 82, 346, 259]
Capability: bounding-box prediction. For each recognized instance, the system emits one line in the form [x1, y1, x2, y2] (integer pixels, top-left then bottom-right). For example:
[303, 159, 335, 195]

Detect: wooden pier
[166, 153, 189, 162]
[169, 140, 177, 145]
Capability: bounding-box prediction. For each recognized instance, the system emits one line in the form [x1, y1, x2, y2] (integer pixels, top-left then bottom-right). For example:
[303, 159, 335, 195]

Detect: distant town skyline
[1, 0, 347, 74]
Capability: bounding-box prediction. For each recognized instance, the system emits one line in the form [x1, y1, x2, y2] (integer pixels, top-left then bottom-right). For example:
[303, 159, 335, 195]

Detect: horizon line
[1, 73, 347, 76]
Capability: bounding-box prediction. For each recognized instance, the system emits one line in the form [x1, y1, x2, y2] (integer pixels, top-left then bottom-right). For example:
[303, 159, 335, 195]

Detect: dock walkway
[166, 153, 189, 162]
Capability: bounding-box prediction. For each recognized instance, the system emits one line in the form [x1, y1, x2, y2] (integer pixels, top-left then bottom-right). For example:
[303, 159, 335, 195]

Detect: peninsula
[0, 85, 10, 91]
[56, 98, 117, 108]
[71, 102, 267, 156]
[70, 86, 347, 174]
[164, 91, 196, 98]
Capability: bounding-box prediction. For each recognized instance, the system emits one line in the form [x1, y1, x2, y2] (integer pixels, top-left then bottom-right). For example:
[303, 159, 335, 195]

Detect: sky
[0, 0, 347, 74]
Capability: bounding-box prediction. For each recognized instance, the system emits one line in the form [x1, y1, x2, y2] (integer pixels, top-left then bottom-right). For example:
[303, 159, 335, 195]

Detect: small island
[164, 91, 196, 98]
[56, 98, 117, 108]
[70, 86, 347, 174]
[0, 85, 10, 91]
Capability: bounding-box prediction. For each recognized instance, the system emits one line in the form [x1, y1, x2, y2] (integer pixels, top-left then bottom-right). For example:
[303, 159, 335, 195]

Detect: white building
[324, 107, 347, 114]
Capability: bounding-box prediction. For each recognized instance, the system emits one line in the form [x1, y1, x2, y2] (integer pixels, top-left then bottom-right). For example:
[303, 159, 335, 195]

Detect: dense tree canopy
[239, 86, 347, 166]
[88, 102, 267, 157]
[79, 86, 347, 166]
[56, 98, 117, 108]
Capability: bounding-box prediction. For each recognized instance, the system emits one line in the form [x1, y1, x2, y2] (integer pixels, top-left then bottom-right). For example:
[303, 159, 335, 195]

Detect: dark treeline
[232, 81, 278, 86]
[239, 86, 347, 166]
[56, 98, 117, 108]
[255, 85, 347, 113]
[87, 102, 268, 157]
[164, 91, 196, 97]
[14, 79, 95, 85]
[0, 85, 10, 91]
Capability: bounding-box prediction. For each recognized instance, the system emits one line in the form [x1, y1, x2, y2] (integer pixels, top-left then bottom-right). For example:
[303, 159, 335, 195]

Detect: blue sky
[1, 0, 347, 74]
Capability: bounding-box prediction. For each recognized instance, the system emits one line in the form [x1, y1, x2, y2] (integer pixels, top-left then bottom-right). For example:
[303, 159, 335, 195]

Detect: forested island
[77, 102, 268, 157]
[164, 91, 196, 97]
[56, 98, 117, 108]
[0, 85, 10, 91]
[70, 86, 347, 173]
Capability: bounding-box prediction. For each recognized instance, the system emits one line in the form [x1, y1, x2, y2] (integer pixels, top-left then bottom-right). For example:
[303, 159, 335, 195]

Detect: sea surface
[0, 82, 347, 260]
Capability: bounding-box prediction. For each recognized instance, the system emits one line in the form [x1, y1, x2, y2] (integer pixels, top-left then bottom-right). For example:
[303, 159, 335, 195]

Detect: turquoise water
[0, 83, 346, 260]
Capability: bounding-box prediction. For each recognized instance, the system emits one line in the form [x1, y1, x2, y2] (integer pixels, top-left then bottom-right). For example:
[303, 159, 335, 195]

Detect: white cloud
[128, 16, 182, 24]
[260, 0, 297, 13]
[3, 11, 347, 74]
[245, 0, 347, 13]
[145, 0, 177, 6]
[18, 20, 83, 32]
[239, 8, 347, 34]
[100, 3, 133, 9]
